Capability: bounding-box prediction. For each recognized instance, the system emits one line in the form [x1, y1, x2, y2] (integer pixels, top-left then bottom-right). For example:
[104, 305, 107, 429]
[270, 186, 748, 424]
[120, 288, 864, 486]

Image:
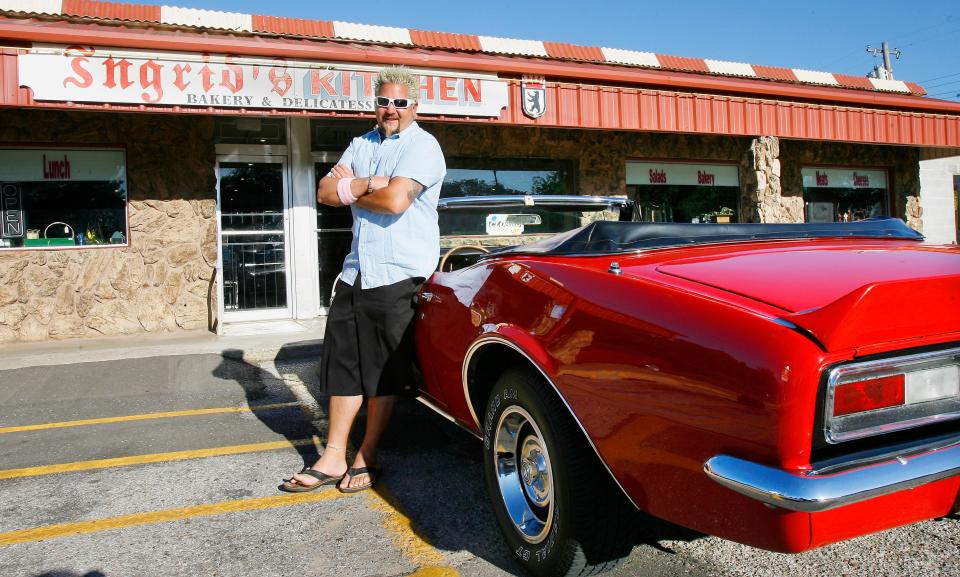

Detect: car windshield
[438, 195, 636, 244]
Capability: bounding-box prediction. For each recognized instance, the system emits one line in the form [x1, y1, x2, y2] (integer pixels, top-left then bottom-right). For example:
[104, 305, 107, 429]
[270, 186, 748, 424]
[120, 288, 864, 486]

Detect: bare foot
[287, 446, 348, 489]
[339, 452, 378, 492]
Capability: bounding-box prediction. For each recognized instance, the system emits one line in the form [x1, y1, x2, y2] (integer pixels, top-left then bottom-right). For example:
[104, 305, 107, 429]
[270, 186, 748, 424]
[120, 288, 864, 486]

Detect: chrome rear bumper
[704, 438, 960, 512]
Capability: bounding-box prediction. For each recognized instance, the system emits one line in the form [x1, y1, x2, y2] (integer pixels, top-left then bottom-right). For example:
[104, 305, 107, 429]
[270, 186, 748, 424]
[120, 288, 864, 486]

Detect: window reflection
[440, 159, 575, 236]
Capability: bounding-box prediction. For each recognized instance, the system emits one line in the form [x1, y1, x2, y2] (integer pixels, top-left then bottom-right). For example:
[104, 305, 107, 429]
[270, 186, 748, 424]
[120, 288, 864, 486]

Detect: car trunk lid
[653, 244, 960, 350]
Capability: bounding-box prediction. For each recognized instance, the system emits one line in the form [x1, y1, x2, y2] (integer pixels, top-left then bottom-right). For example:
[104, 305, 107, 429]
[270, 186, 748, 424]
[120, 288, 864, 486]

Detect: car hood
[653, 243, 960, 350]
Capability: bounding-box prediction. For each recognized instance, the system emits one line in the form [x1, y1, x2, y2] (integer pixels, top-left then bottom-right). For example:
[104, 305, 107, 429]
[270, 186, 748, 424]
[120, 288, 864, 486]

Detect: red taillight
[833, 374, 905, 417]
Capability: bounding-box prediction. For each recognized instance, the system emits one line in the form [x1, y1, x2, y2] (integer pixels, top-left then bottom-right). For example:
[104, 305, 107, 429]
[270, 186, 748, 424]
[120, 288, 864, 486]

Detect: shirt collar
[375, 121, 420, 142]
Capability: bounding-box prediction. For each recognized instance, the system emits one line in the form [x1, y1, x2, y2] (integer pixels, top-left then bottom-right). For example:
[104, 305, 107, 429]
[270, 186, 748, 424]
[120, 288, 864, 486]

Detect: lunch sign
[18, 45, 510, 117]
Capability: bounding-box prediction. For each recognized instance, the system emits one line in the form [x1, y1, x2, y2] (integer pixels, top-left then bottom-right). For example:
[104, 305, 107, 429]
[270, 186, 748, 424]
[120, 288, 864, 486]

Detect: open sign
[1, 184, 23, 238]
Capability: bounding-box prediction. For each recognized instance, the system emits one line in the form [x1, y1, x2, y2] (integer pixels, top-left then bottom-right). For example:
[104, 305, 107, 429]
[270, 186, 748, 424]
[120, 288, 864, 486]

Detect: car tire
[482, 367, 637, 577]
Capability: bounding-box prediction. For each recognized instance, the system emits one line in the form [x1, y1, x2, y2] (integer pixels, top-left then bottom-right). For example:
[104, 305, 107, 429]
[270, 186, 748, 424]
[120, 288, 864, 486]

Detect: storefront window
[1, 148, 127, 249]
[626, 161, 740, 223]
[440, 158, 576, 235]
[801, 167, 888, 223]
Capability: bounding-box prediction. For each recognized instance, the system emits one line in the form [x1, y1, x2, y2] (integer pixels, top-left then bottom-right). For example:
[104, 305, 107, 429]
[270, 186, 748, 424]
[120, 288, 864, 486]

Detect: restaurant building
[1, 1, 959, 344]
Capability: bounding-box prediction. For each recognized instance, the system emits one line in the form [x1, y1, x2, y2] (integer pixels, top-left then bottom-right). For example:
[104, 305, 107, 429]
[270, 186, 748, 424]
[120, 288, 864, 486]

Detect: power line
[927, 89, 960, 98]
[919, 71, 960, 84]
[923, 78, 960, 90]
[889, 16, 955, 44]
[901, 26, 960, 48]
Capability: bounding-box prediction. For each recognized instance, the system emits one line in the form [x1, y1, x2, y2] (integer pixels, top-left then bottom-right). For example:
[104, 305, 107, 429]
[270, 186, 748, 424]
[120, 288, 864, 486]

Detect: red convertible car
[413, 198, 960, 577]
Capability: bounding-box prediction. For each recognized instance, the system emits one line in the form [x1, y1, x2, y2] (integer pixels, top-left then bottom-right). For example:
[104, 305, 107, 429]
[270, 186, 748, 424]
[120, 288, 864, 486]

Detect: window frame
[0, 144, 130, 251]
[800, 164, 894, 223]
[443, 157, 577, 198]
[625, 158, 742, 224]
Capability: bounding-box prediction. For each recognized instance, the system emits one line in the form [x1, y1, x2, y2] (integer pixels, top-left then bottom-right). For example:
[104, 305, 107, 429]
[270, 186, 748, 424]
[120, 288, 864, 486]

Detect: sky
[141, 0, 960, 101]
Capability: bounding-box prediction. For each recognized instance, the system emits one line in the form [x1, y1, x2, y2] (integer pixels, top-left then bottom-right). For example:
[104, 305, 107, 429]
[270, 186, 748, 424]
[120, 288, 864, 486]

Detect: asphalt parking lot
[0, 354, 957, 577]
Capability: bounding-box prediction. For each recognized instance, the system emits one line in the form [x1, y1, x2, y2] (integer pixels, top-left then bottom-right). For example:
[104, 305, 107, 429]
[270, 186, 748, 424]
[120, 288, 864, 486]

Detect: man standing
[281, 67, 445, 493]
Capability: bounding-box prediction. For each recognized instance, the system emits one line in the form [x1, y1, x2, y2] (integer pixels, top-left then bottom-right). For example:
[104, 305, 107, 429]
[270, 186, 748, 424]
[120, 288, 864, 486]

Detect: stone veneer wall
[427, 124, 922, 229]
[0, 113, 927, 344]
[427, 124, 752, 197]
[0, 110, 217, 343]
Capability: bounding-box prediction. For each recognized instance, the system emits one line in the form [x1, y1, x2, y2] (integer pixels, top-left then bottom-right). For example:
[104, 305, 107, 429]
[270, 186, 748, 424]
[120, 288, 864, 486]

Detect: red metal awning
[2, 16, 959, 147]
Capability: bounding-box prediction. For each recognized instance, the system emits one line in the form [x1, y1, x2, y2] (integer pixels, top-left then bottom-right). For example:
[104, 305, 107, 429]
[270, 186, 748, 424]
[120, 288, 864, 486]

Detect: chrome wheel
[494, 405, 554, 543]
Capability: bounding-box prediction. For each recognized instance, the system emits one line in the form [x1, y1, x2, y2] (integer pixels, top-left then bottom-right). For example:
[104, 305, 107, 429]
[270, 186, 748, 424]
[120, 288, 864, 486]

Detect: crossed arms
[317, 164, 424, 215]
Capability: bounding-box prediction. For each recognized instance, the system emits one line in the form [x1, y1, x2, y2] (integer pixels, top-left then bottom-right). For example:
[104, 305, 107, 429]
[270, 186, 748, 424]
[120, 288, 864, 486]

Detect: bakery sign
[18, 45, 509, 117]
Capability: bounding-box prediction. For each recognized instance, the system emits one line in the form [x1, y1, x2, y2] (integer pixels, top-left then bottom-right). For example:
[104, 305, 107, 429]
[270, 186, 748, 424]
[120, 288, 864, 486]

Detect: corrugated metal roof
[61, 0, 159, 22]
[600, 47, 659, 68]
[408, 29, 481, 51]
[3, 0, 60, 15]
[160, 6, 251, 31]
[657, 54, 710, 74]
[705, 59, 755, 77]
[543, 42, 604, 62]
[488, 79, 960, 147]
[870, 77, 910, 93]
[478, 35, 548, 57]
[0, 1, 938, 100]
[751, 65, 797, 82]
[252, 15, 334, 39]
[792, 69, 838, 86]
[904, 81, 927, 96]
[4, 58, 955, 147]
[834, 73, 874, 91]
[332, 21, 412, 45]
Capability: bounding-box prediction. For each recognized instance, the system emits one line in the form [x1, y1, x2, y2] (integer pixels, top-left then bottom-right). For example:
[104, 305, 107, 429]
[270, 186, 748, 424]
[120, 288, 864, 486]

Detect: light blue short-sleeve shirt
[336, 121, 446, 289]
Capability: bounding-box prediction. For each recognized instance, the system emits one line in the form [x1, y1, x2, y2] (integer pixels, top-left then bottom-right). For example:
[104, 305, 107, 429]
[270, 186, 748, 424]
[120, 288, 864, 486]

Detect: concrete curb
[0, 320, 327, 370]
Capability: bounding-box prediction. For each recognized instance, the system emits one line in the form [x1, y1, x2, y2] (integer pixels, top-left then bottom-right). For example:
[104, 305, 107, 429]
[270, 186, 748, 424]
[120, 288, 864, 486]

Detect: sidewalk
[0, 318, 326, 370]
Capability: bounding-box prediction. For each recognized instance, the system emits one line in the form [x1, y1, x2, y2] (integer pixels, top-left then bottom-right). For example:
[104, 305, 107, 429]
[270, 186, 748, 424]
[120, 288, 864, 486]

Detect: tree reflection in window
[441, 159, 577, 236]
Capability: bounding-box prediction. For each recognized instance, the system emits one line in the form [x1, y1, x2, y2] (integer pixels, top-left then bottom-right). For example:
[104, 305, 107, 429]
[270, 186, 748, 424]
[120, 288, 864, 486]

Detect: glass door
[217, 157, 291, 321]
[314, 153, 353, 311]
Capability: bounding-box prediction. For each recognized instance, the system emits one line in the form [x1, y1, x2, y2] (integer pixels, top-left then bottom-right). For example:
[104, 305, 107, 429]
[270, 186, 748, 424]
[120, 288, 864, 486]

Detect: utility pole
[866, 41, 901, 80]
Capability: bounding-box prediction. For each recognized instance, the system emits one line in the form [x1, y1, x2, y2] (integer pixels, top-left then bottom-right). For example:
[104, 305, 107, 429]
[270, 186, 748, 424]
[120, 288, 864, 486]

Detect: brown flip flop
[279, 468, 343, 493]
[338, 466, 380, 494]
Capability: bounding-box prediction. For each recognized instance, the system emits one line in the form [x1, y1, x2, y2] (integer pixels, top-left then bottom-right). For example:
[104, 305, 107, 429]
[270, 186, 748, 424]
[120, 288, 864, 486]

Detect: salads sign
[18, 45, 509, 117]
[626, 162, 740, 187]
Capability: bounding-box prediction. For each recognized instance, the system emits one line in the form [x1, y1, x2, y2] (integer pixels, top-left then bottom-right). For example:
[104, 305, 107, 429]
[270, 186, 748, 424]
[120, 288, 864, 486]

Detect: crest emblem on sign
[522, 77, 546, 119]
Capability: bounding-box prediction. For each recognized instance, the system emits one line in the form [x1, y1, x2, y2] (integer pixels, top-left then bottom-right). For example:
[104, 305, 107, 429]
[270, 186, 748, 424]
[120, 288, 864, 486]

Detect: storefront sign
[801, 167, 888, 189]
[0, 148, 125, 182]
[43, 154, 71, 180]
[19, 46, 510, 117]
[626, 162, 739, 187]
[1, 184, 23, 238]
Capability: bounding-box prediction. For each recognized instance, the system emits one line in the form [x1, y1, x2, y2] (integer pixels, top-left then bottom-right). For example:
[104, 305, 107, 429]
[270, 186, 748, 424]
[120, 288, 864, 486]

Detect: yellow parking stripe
[0, 438, 314, 480]
[0, 491, 340, 546]
[0, 402, 301, 434]
[369, 486, 459, 576]
[406, 568, 460, 577]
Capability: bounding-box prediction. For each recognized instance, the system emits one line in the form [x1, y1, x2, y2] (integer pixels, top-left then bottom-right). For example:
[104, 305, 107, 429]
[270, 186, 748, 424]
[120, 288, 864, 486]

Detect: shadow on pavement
[212, 349, 320, 469]
[213, 346, 706, 576]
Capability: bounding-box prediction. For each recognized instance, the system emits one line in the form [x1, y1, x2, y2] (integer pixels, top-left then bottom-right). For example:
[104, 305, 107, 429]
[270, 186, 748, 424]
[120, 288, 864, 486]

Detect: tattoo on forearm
[406, 182, 421, 203]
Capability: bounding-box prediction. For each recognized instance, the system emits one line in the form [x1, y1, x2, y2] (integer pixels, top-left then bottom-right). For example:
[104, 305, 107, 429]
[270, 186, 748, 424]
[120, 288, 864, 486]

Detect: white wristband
[337, 178, 357, 205]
